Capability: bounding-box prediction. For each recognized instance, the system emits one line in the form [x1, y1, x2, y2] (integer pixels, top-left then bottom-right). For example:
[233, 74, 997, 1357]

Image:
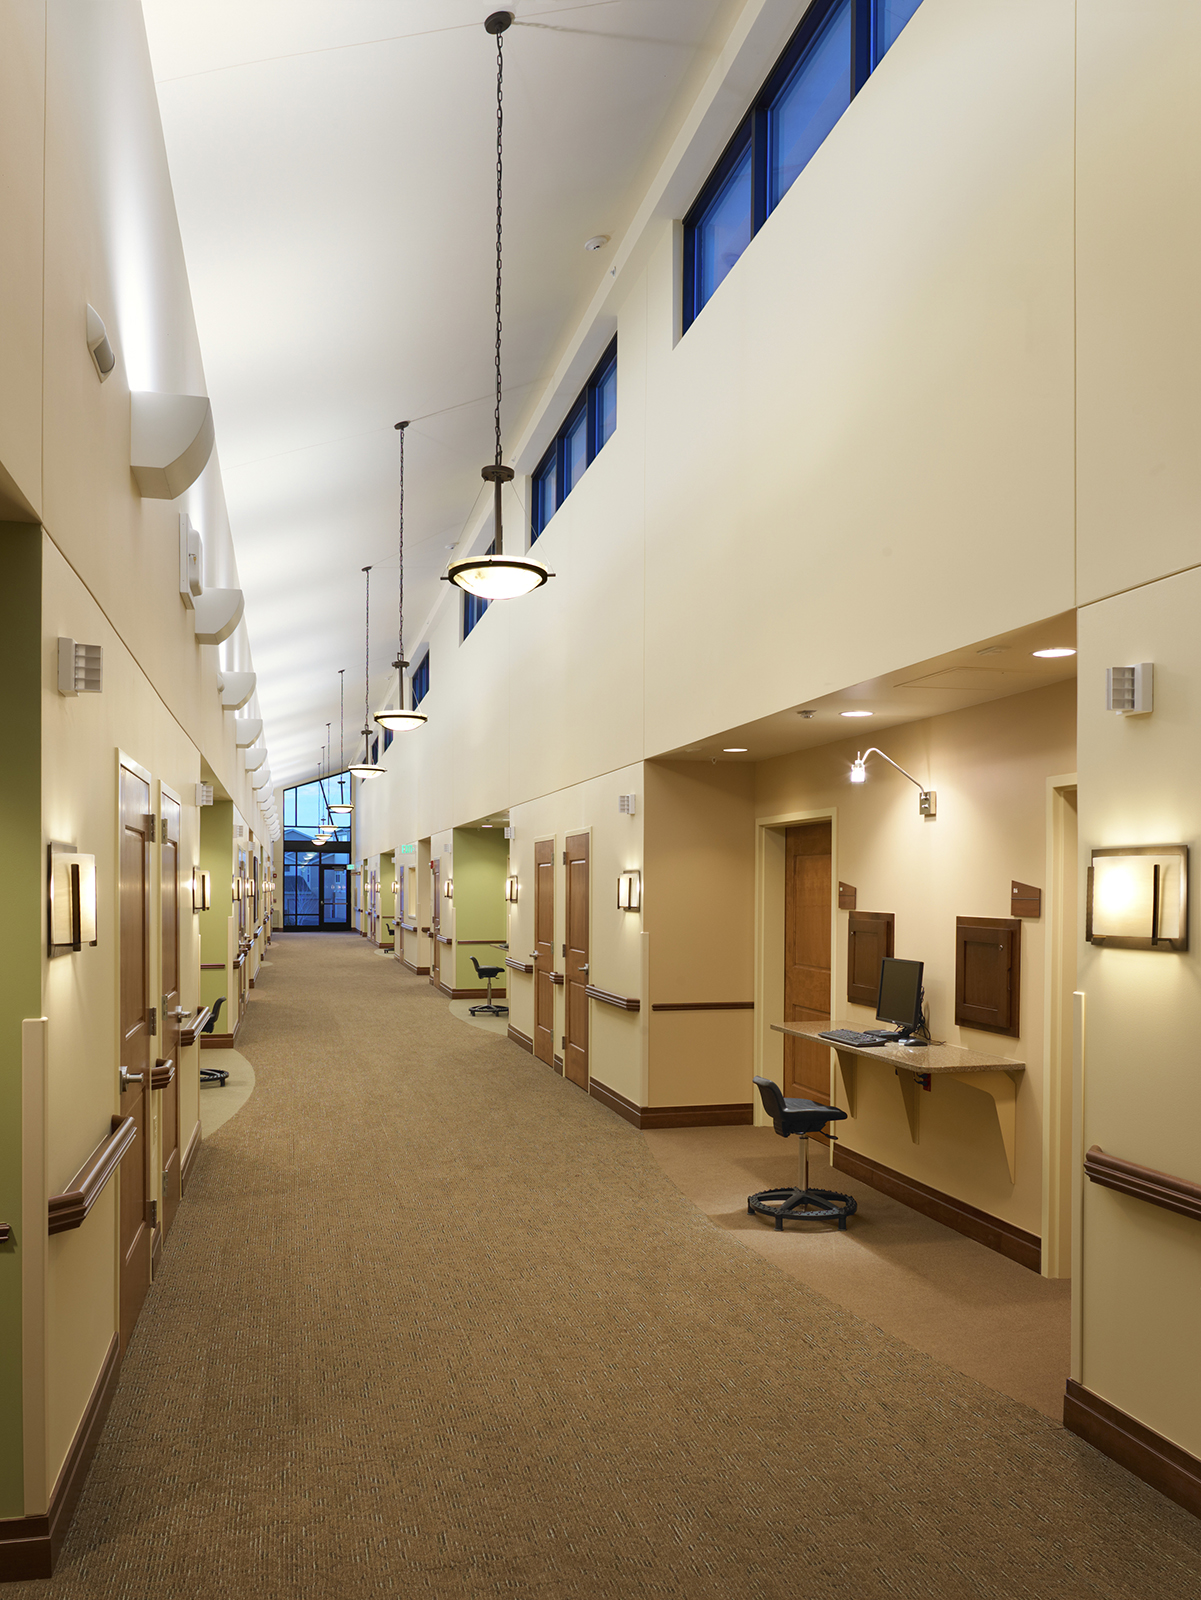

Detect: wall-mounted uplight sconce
[49, 844, 97, 955]
[617, 870, 641, 912]
[444, 878, 453, 900]
[850, 748, 936, 818]
[232, 876, 243, 902]
[505, 875, 519, 904]
[391, 880, 399, 895]
[1087, 845, 1187, 950]
[192, 870, 211, 912]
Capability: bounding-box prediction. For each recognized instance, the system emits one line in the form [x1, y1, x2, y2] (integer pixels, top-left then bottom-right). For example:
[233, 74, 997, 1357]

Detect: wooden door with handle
[158, 789, 183, 1240]
[563, 832, 590, 1089]
[533, 838, 555, 1066]
[119, 759, 153, 1350]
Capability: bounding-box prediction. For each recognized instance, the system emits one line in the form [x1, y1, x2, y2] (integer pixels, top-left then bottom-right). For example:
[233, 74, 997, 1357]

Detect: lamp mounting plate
[481, 463, 515, 483]
[485, 10, 514, 33]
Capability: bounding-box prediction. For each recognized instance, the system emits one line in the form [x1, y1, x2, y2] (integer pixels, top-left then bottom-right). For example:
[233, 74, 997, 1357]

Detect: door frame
[753, 807, 838, 1128]
[563, 829, 591, 1090]
[116, 749, 154, 1351]
[1041, 773, 1078, 1280]
[157, 780, 184, 1242]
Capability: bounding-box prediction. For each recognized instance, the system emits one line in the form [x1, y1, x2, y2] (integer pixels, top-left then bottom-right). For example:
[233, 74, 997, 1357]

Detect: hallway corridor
[18, 936, 1201, 1598]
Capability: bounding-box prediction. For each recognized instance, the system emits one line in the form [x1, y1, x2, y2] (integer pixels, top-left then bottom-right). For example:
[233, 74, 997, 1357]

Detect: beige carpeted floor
[16, 933, 1201, 1598]
[643, 1125, 1071, 1419]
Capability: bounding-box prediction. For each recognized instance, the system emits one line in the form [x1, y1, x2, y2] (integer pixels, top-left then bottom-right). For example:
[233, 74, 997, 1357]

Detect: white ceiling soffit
[142, 0, 736, 786]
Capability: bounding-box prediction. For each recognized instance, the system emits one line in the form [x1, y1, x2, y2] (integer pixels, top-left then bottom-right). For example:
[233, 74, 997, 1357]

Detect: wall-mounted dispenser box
[1087, 845, 1188, 950]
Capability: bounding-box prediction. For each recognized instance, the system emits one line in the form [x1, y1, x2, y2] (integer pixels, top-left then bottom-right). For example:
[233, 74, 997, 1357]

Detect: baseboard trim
[552, 1054, 564, 1075]
[589, 1079, 754, 1131]
[0, 1331, 120, 1580]
[438, 984, 507, 1001]
[150, 1226, 163, 1277]
[833, 1145, 1041, 1273]
[507, 1024, 534, 1053]
[1064, 1379, 1201, 1519]
[401, 958, 430, 975]
[180, 1120, 202, 1194]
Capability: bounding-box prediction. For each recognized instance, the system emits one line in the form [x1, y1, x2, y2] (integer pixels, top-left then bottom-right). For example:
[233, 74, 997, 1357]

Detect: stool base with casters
[468, 955, 508, 1017]
[748, 1076, 857, 1231]
[199, 995, 229, 1085]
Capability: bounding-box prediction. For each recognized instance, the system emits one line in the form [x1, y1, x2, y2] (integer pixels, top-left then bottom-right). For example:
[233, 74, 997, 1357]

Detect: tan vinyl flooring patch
[17, 932, 1201, 1599]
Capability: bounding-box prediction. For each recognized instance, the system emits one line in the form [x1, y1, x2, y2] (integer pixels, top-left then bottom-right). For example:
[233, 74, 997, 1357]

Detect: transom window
[531, 337, 617, 541]
[411, 650, 430, 708]
[463, 543, 494, 640]
[683, 0, 923, 331]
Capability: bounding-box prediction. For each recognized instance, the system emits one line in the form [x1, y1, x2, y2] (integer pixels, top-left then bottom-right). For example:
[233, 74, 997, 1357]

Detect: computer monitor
[875, 957, 924, 1039]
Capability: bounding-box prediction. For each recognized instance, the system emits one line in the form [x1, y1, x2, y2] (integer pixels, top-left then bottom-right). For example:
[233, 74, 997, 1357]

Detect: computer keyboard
[818, 1029, 891, 1047]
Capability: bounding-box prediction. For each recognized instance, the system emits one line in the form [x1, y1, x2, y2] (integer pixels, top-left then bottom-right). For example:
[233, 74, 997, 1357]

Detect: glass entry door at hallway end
[321, 862, 349, 927]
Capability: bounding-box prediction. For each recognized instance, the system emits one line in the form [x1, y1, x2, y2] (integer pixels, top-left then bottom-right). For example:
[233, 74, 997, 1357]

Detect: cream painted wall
[1077, 576, 1201, 1457]
[0, 0, 44, 519]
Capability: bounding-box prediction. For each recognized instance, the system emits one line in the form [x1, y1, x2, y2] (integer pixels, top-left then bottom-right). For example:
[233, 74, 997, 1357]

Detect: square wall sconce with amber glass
[192, 870, 211, 912]
[1087, 845, 1188, 950]
[443, 878, 453, 900]
[48, 843, 97, 955]
[617, 870, 641, 912]
[505, 875, 519, 904]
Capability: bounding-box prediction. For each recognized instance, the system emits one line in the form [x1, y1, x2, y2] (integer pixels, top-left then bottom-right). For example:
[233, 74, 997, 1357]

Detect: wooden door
[533, 839, 555, 1066]
[119, 761, 153, 1351]
[159, 791, 182, 1241]
[429, 861, 441, 987]
[563, 832, 590, 1090]
[784, 820, 832, 1110]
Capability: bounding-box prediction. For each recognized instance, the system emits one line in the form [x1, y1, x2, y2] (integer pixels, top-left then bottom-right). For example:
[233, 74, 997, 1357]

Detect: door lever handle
[120, 1067, 145, 1091]
[529, 952, 539, 961]
[580, 964, 589, 974]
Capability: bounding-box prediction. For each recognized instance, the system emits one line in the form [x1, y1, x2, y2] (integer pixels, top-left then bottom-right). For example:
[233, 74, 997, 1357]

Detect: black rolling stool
[469, 955, 509, 1017]
[748, 1076, 857, 1231]
[199, 996, 229, 1086]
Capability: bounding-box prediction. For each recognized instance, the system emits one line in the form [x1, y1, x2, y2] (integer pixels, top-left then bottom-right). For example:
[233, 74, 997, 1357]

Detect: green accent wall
[0, 525, 44, 1516]
[452, 829, 508, 989]
[199, 801, 233, 1028]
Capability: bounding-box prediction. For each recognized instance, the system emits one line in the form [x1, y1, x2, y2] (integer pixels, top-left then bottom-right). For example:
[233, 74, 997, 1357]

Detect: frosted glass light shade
[348, 761, 386, 779]
[446, 554, 549, 599]
[328, 802, 354, 814]
[374, 708, 427, 732]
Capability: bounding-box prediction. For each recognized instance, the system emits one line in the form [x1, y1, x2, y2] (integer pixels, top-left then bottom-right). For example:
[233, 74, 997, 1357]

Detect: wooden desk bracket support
[949, 1071, 1020, 1184]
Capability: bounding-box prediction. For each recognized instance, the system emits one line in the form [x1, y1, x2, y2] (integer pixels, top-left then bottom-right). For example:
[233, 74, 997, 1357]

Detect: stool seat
[748, 1075, 857, 1232]
[469, 955, 508, 1017]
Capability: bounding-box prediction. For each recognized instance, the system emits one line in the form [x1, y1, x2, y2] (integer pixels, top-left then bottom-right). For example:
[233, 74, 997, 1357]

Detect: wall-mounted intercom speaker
[618, 793, 636, 815]
[234, 823, 247, 840]
[57, 638, 103, 695]
[1107, 663, 1153, 716]
[196, 783, 214, 807]
[86, 305, 115, 382]
[180, 513, 203, 607]
[504, 825, 514, 839]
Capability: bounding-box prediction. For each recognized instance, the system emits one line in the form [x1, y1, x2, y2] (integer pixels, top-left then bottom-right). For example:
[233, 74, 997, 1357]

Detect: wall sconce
[232, 876, 243, 902]
[48, 843, 97, 954]
[391, 880, 399, 895]
[617, 870, 641, 912]
[192, 870, 211, 912]
[444, 878, 453, 900]
[1087, 845, 1188, 950]
[505, 875, 519, 904]
[850, 748, 936, 818]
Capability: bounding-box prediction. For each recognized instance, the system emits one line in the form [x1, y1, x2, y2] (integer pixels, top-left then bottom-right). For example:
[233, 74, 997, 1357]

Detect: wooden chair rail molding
[650, 1001, 754, 1012]
[585, 985, 640, 1012]
[180, 1006, 213, 1046]
[505, 957, 534, 974]
[200, 962, 225, 971]
[150, 1058, 175, 1091]
[458, 938, 508, 946]
[1085, 1146, 1201, 1222]
[48, 1115, 136, 1235]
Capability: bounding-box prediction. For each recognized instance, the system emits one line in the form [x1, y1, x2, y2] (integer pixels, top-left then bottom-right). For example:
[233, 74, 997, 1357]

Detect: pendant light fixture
[348, 566, 387, 778]
[445, 11, 552, 601]
[329, 668, 354, 814]
[376, 421, 428, 731]
[313, 730, 333, 844]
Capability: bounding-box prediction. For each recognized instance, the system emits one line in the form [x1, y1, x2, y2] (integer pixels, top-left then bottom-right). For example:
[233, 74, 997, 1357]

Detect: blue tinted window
[463, 543, 494, 638]
[769, 0, 852, 211]
[696, 140, 752, 315]
[532, 451, 557, 541]
[411, 651, 429, 708]
[876, 0, 922, 61]
[595, 357, 616, 451]
[563, 407, 588, 497]
[383, 726, 393, 751]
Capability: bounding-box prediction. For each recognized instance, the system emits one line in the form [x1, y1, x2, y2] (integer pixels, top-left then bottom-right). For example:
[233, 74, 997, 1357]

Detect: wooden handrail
[180, 1006, 213, 1046]
[436, 934, 453, 946]
[200, 962, 225, 970]
[651, 1001, 755, 1012]
[505, 957, 533, 974]
[585, 985, 640, 1013]
[1085, 1146, 1201, 1223]
[458, 938, 508, 946]
[550, 971, 564, 986]
[233, 951, 247, 969]
[48, 1116, 137, 1235]
[150, 1058, 175, 1091]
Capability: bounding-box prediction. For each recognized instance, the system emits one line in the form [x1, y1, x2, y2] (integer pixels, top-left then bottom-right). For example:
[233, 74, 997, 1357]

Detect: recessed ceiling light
[840, 710, 873, 718]
[797, 709, 815, 719]
[723, 747, 748, 753]
[1032, 647, 1076, 658]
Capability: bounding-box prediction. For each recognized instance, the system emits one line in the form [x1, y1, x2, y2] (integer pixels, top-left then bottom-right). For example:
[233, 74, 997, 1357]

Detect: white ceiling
[141, 0, 735, 786]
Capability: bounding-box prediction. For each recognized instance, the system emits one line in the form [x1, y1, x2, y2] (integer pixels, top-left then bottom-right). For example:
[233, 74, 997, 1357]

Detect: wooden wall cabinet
[847, 911, 894, 1006]
[955, 917, 1021, 1036]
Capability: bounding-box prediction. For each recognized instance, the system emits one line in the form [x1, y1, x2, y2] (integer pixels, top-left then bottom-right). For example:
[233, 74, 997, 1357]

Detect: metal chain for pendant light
[362, 565, 372, 752]
[394, 420, 408, 674]
[339, 669, 345, 769]
[494, 24, 504, 470]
